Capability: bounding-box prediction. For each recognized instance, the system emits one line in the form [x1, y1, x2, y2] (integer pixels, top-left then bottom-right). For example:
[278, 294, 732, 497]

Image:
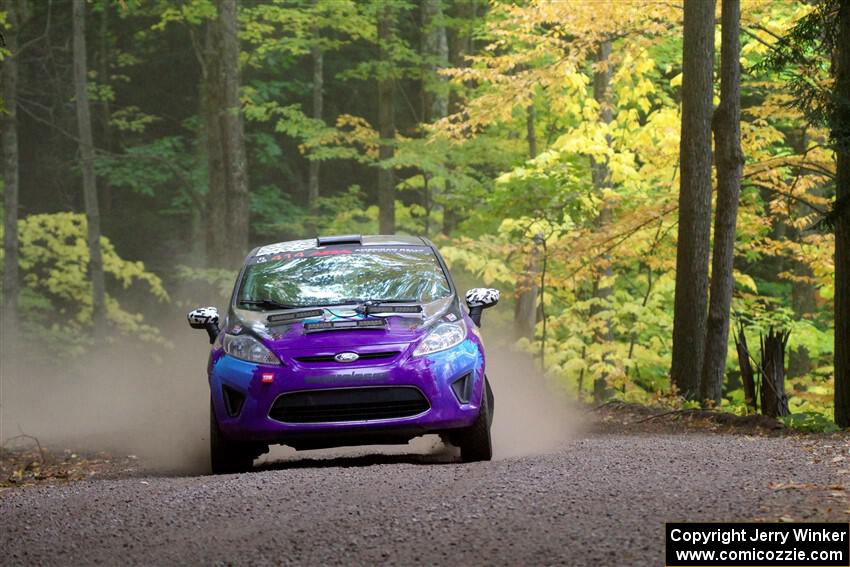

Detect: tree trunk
[219, 0, 249, 267]
[203, 14, 227, 266]
[700, 0, 743, 406]
[73, 0, 107, 338]
[422, 0, 449, 122]
[514, 243, 540, 341]
[2, 0, 19, 338]
[590, 41, 614, 402]
[421, 0, 448, 237]
[526, 104, 538, 159]
[442, 0, 476, 236]
[834, 0, 850, 427]
[202, 0, 248, 268]
[734, 324, 757, 411]
[760, 328, 790, 418]
[513, 104, 540, 340]
[377, 3, 396, 234]
[308, 0, 322, 211]
[670, 0, 715, 399]
[98, 0, 113, 214]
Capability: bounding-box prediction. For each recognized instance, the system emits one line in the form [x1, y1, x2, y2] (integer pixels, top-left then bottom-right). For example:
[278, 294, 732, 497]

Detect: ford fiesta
[187, 235, 500, 473]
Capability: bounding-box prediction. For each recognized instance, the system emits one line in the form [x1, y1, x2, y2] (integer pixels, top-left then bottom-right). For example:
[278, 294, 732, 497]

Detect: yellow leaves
[613, 50, 657, 106]
[440, 237, 516, 286]
[3, 212, 168, 341]
[433, 0, 679, 141]
[562, 358, 588, 375]
[608, 151, 640, 185]
[429, 0, 834, 402]
[564, 71, 590, 93]
[755, 233, 835, 302]
[109, 106, 159, 134]
[152, 1, 216, 31]
[295, 114, 381, 163]
[553, 127, 610, 159]
[735, 272, 759, 294]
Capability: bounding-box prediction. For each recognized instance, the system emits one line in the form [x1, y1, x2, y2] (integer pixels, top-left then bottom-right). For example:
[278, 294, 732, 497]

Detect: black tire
[457, 379, 493, 463]
[210, 401, 258, 474]
[485, 376, 494, 427]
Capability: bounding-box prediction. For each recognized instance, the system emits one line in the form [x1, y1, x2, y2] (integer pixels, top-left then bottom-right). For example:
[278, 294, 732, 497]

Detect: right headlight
[222, 333, 280, 365]
[412, 321, 467, 357]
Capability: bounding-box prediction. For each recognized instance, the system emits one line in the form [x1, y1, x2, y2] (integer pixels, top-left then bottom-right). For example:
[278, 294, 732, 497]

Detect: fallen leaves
[769, 481, 823, 491]
[769, 481, 846, 493]
[1, 441, 139, 489]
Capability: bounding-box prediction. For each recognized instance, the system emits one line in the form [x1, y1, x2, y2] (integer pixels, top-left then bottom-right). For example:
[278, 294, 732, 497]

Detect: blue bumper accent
[209, 339, 486, 444]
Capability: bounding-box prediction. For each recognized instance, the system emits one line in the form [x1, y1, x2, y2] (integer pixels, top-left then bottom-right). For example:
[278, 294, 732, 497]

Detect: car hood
[229, 296, 455, 350]
[267, 317, 428, 351]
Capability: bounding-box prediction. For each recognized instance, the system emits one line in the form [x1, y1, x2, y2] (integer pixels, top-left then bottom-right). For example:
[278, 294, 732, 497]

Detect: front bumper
[209, 338, 486, 446]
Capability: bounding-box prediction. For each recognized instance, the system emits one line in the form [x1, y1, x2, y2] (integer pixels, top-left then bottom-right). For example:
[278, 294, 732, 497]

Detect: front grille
[269, 387, 429, 423]
[293, 351, 399, 363]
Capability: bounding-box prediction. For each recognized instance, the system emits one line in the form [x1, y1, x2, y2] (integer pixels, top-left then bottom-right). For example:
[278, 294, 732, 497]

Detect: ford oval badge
[334, 352, 360, 363]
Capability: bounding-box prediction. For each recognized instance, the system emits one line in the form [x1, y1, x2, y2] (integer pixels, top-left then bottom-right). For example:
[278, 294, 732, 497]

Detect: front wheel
[456, 379, 493, 463]
[210, 402, 260, 474]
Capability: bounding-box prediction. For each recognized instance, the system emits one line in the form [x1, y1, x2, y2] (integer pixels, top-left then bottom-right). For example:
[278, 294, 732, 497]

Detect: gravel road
[1, 431, 847, 566]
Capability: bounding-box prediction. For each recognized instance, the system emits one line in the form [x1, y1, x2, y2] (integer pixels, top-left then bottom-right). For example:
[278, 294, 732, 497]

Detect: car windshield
[237, 246, 452, 309]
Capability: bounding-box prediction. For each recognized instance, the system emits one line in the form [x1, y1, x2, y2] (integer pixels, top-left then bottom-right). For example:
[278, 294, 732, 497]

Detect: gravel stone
[1, 432, 847, 566]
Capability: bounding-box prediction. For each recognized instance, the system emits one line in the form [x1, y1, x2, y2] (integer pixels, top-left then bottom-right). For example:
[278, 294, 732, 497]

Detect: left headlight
[412, 321, 466, 357]
[222, 333, 281, 365]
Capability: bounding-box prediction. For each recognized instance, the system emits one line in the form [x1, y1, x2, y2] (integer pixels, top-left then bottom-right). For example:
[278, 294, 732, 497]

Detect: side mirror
[465, 288, 500, 328]
[188, 307, 220, 344]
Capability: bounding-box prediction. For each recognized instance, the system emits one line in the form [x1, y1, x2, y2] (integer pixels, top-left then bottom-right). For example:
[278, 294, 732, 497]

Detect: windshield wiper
[238, 298, 299, 310]
[240, 297, 420, 312]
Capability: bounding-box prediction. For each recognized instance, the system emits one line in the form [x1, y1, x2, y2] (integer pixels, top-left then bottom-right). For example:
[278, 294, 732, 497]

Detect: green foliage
[241, 0, 371, 64]
[250, 185, 307, 238]
[1, 213, 169, 353]
[174, 266, 238, 304]
[426, 0, 838, 426]
[95, 137, 199, 199]
[4, 0, 840, 428]
[109, 106, 160, 133]
[760, 1, 843, 138]
[782, 411, 841, 433]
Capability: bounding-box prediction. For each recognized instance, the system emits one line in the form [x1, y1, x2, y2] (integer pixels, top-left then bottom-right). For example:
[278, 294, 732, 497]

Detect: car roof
[359, 235, 428, 246]
[248, 234, 430, 259]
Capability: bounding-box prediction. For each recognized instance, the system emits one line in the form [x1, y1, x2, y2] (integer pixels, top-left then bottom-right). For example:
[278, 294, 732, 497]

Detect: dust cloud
[482, 328, 585, 459]
[0, 311, 213, 475]
[0, 310, 582, 473]
[259, 328, 584, 465]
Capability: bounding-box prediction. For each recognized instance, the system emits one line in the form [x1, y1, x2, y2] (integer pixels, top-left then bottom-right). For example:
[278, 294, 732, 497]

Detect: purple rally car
[187, 235, 500, 473]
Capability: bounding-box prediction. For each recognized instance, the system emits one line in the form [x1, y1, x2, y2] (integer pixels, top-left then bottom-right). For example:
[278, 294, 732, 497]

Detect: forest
[1, 0, 848, 428]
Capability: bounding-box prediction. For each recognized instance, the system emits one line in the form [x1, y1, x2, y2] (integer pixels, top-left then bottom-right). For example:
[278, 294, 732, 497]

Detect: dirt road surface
[2, 340, 848, 565]
[1, 429, 848, 566]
